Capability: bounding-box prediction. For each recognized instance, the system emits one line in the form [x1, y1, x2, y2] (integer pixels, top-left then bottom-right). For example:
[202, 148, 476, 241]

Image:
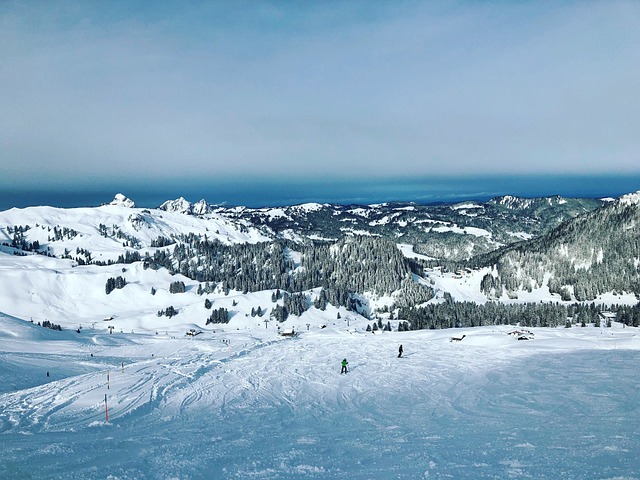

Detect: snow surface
[507, 231, 535, 240]
[451, 202, 483, 210]
[397, 243, 435, 261]
[431, 224, 491, 238]
[1, 313, 639, 479]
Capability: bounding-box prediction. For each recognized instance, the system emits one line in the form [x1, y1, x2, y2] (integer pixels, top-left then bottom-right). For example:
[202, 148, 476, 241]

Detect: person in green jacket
[341, 358, 348, 374]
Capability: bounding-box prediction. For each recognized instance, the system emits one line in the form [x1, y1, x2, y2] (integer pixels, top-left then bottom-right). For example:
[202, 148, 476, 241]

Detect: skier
[398, 344, 403, 358]
[341, 358, 349, 374]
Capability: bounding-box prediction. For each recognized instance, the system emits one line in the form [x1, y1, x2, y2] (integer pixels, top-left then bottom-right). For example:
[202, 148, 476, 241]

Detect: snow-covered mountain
[473, 190, 640, 302]
[210, 195, 604, 260]
[0, 189, 640, 336]
[108, 192, 136, 208]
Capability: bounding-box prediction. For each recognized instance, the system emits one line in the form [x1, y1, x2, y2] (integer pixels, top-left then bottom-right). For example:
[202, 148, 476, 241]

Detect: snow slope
[1, 312, 639, 479]
[0, 200, 270, 261]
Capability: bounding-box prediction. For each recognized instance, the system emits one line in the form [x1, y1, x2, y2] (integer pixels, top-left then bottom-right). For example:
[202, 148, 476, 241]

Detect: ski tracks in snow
[0, 334, 299, 434]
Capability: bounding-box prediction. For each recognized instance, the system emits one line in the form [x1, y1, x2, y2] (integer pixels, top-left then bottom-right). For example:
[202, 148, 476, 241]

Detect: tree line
[397, 297, 634, 331]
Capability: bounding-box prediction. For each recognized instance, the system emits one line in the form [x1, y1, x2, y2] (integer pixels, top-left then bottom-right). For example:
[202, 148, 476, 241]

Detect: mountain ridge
[1, 191, 638, 333]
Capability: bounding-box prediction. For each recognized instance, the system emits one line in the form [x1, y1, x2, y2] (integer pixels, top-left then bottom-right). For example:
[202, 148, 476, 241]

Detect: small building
[598, 311, 617, 323]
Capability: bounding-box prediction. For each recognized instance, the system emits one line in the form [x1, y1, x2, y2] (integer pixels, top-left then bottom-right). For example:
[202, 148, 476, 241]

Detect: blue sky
[1, 1, 639, 192]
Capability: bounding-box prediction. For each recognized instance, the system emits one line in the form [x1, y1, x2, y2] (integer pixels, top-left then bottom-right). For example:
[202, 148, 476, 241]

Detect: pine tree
[207, 307, 229, 324]
[105, 277, 115, 295]
[169, 281, 186, 294]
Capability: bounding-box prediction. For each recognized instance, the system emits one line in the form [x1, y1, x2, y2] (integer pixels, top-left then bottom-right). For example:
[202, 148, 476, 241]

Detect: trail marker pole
[104, 394, 109, 422]
[107, 370, 110, 389]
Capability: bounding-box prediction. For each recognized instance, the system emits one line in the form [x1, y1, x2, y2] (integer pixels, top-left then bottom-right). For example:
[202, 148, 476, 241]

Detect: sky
[1, 0, 639, 195]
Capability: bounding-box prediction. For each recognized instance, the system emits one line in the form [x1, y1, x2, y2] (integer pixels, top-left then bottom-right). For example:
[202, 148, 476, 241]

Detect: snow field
[1, 314, 639, 479]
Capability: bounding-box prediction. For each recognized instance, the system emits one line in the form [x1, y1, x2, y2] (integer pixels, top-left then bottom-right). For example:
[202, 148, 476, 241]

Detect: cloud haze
[1, 1, 639, 189]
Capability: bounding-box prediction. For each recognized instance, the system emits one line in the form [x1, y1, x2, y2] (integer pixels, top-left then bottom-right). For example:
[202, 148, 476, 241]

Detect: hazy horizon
[2, 173, 639, 211]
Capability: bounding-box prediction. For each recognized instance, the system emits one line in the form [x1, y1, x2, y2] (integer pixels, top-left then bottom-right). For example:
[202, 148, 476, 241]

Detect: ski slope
[1, 313, 639, 479]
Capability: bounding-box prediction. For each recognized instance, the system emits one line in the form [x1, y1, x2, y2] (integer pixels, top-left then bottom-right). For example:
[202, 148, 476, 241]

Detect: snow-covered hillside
[0, 194, 270, 260]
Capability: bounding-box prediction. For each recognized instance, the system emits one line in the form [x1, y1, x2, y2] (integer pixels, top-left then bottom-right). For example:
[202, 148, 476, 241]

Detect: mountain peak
[618, 191, 640, 206]
[158, 197, 193, 214]
[109, 193, 136, 208]
[192, 199, 212, 215]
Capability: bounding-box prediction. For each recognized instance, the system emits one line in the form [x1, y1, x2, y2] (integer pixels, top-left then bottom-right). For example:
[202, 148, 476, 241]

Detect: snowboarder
[341, 358, 349, 374]
[398, 344, 403, 358]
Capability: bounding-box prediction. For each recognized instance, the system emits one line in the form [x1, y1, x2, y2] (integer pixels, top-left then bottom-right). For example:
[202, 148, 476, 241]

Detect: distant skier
[398, 344, 403, 358]
[341, 358, 349, 374]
